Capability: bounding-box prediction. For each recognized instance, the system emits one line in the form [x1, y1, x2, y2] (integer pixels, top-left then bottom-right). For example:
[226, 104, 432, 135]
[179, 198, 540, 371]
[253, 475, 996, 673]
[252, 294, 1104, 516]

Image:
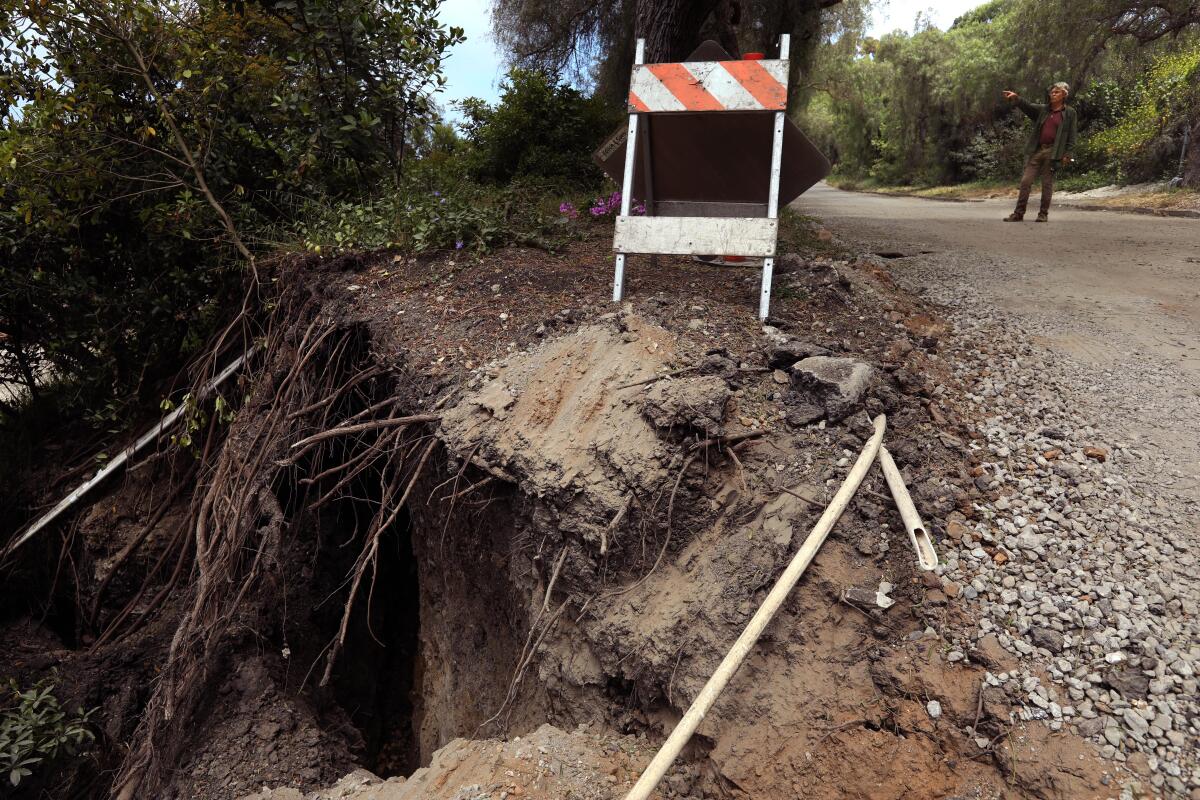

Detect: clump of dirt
[1, 229, 1121, 800]
[242, 724, 659, 800]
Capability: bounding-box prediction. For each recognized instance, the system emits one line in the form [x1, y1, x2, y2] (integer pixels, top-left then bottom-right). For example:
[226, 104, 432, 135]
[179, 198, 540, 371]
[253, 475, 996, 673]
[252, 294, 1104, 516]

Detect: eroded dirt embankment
[1, 233, 1122, 800]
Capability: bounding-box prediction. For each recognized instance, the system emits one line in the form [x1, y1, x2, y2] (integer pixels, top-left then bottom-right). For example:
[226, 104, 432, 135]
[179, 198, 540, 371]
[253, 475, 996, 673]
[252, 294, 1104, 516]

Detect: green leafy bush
[287, 167, 571, 255]
[459, 69, 619, 186]
[0, 675, 95, 788]
[949, 119, 1026, 182]
[0, 0, 462, 415]
[1088, 46, 1200, 181]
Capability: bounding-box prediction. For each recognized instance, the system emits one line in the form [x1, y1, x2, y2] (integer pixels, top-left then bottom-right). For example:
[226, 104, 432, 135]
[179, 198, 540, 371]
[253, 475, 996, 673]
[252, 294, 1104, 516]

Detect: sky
[435, 0, 986, 114]
[868, 0, 982, 37]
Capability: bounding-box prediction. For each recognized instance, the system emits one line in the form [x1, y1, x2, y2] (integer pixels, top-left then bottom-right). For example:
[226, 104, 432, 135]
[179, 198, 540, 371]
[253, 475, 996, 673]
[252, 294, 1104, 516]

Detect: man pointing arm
[1001, 82, 1077, 222]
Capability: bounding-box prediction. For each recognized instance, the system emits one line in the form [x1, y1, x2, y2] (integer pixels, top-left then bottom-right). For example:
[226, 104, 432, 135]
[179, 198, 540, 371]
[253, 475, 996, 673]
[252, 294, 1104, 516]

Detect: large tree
[0, 0, 462, 411]
[490, 0, 843, 111]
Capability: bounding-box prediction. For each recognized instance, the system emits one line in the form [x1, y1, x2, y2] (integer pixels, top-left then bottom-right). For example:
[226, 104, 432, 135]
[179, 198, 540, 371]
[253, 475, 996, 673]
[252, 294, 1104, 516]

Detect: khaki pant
[1015, 145, 1055, 216]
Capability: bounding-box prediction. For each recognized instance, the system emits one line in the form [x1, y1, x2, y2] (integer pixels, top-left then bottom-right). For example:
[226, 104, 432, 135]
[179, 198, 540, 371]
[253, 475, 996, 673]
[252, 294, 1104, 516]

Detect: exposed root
[110, 270, 444, 800]
[318, 436, 436, 687]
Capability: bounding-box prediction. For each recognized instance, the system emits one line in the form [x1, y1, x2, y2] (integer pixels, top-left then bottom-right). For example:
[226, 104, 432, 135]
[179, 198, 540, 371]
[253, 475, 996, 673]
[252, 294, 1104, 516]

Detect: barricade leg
[613, 254, 627, 302]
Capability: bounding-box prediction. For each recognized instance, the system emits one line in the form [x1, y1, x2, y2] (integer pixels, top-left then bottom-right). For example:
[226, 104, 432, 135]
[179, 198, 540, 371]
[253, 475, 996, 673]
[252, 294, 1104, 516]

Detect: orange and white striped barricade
[612, 35, 791, 320]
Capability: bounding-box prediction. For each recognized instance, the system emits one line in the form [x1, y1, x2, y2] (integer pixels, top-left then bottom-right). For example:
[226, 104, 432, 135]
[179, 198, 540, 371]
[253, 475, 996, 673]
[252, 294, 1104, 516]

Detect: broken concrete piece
[765, 339, 832, 369]
[1029, 626, 1066, 654]
[1103, 667, 1150, 700]
[642, 375, 731, 436]
[698, 352, 738, 379]
[784, 399, 824, 428]
[843, 581, 894, 609]
[790, 356, 875, 421]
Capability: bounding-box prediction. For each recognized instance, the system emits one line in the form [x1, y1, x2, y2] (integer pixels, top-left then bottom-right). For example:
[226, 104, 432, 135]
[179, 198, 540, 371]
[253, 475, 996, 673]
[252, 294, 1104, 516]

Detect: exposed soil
[1, 220, 1125, 800]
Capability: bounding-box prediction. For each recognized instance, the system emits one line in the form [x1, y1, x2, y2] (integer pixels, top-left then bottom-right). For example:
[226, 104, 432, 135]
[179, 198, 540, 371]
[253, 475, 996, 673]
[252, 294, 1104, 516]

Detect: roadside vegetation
[801, 0, 1200, 193]
[0, 0, 623, 422]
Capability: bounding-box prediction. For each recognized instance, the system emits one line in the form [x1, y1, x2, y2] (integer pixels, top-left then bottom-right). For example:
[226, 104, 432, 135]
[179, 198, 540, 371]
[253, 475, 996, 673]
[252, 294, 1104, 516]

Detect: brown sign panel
[593, 41, 830, 216]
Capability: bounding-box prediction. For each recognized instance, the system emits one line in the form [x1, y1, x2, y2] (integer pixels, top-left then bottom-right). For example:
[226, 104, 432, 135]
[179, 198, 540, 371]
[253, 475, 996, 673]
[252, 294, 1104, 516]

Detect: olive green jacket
[1014, 97, 1078, 161]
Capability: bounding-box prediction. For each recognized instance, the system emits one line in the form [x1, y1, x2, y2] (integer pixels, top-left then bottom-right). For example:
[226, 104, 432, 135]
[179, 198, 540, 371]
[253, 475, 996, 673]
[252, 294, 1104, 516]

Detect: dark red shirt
[1040, 109, 1064, 146]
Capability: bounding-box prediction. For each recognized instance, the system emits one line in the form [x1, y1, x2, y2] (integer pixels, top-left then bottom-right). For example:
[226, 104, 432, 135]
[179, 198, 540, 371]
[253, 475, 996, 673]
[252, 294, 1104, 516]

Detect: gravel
[883, 254, 1200, 796]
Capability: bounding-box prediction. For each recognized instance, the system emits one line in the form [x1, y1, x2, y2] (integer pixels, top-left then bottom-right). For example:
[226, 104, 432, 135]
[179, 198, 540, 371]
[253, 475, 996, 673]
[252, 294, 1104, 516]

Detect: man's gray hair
[1051, 81, 1070, 96]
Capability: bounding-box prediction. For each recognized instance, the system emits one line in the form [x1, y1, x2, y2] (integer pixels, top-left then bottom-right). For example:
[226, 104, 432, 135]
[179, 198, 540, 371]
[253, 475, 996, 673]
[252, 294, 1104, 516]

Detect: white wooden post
[613, 38, 646, 303]
[758, 33, 790, 321]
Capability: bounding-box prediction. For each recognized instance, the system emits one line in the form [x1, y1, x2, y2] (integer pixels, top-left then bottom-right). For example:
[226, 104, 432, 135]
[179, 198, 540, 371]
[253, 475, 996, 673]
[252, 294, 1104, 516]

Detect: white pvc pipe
[877, 445, 938, 570]
[2, 352, 249, 560]
[623, 414, 887, 800]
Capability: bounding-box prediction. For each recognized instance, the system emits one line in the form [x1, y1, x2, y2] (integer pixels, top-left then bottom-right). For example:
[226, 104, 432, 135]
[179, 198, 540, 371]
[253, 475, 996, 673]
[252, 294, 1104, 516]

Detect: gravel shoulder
[799, 184, 1200, 797]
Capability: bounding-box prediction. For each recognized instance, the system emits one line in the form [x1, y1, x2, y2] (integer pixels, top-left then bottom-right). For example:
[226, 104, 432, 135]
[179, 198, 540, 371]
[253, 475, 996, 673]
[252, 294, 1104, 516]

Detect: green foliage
[458, 69, 619, 185]
[0, 674, 95, 788]
[0, 0, 462, 414]
[804, 0, 1200, 188]
[1089, 45, 1200, 166]
[287, 166, 570, 255]
[950, 119, 1026, 181]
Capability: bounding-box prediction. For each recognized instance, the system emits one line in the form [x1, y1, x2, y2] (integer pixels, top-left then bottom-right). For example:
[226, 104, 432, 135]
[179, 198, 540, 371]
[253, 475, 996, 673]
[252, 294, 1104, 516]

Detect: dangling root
[318, 436, 436, 687]
[111, 270, 444, 800]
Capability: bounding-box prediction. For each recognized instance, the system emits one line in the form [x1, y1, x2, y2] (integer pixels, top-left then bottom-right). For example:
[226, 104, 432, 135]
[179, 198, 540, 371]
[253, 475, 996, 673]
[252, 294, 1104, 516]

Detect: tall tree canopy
[490, 0, 848, 111]
[801, 0, 1200, 187]
[0, 0, 462, 409]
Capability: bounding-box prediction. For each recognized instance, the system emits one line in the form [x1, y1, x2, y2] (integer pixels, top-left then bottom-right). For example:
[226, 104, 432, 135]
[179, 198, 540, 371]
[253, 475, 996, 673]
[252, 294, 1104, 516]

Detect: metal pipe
[2, 352, 250, 561]
[622, 414, 887, 800]
[613, 38, 645, 303]
[758, 33, 790, 321]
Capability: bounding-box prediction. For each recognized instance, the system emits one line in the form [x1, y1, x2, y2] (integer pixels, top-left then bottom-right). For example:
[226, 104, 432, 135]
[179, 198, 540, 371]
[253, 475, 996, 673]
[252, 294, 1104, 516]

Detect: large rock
[790, 356, 875, 421]
[765, 339, 832, 369]
[1029, 626, 1066, 654]
[643, 375, 731, 436]
[1103, 668, 1150, 700]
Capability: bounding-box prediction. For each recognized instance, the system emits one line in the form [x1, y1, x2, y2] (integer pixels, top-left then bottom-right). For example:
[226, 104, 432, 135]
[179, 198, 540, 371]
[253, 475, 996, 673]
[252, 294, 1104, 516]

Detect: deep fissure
[315, 490, 421, 777]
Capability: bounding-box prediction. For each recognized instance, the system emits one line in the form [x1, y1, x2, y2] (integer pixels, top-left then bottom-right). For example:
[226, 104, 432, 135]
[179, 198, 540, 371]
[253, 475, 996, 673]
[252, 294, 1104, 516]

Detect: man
[1001, 82, 1078, 222]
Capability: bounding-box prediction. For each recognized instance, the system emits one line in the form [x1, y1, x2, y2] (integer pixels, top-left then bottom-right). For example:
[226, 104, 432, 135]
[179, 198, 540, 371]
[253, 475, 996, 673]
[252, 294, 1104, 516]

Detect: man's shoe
[1003, 213, 1023, 222]
[1036, 213, 1048, 222]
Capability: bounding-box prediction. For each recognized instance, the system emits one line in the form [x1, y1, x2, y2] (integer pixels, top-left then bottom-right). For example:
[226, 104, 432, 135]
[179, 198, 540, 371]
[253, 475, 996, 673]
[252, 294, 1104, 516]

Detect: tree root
[110, 275, 443, 800]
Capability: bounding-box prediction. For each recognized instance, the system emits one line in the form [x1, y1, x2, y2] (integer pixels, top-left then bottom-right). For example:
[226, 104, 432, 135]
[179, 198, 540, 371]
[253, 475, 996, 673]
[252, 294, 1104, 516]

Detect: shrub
[949, 119, 1026, 182]
[0, 675, 95, 788]
[287, 168, 571, 255]
[0, 0, 462, 415]
[459, 69, 620, 186]
[1088, 46, 1200, 182]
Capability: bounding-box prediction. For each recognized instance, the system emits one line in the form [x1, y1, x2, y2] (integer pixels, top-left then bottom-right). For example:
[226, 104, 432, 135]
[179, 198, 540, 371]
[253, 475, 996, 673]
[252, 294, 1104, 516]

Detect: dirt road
[796, 182, 1200, 498]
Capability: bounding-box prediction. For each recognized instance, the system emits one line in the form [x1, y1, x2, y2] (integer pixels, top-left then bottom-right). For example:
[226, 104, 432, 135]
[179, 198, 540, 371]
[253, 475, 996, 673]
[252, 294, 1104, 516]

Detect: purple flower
[559, 201, 579, 219]
[455, 240, 463, 250]
[432, 190, 441, 197]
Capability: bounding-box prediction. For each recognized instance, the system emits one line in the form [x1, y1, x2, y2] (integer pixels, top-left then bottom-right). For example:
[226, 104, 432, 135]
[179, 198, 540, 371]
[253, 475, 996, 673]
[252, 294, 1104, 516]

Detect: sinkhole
[307, 485, 422, 778]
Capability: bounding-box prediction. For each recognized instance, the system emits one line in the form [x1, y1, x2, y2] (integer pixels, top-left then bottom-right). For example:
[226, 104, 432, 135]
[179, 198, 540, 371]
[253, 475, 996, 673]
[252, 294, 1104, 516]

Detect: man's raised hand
[1002, 90, 1018, 100]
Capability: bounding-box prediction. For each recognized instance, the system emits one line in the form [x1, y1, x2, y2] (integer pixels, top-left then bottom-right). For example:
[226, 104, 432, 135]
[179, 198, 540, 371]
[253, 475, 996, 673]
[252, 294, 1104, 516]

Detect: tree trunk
[1182, 117, 1200, 189]
[710, 0, 742, 58]
[635, 0, 721, 63]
